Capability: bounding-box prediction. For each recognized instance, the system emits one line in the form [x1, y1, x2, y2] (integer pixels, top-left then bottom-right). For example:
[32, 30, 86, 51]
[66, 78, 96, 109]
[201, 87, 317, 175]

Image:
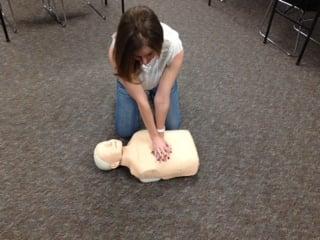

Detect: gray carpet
[1, 0, 320, 239]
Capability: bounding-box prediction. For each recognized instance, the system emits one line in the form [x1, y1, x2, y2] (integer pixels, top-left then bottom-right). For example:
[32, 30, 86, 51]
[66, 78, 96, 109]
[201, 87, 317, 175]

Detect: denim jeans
[115, 81, 181, 138]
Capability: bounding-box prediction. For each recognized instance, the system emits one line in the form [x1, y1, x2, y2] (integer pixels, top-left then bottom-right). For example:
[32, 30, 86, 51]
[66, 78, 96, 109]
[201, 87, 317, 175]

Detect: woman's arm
[108, 46, 117, 73]
[109, 46, 158, 137]
[122, 79, 172, 161]
[123, 81, 159, 138]
[109, 47, 170, 161]
[154, 51, 184, 131]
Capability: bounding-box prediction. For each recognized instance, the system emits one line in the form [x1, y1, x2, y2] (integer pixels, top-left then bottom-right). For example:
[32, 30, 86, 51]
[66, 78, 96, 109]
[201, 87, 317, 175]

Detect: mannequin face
[102, 139, 122, 160]
[94, 139, 123, 170]
[103, 139, 122, 152]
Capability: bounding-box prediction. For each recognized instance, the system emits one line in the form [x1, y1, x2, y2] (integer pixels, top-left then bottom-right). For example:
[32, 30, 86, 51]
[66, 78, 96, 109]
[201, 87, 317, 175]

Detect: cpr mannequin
[94, 130, 199, 183]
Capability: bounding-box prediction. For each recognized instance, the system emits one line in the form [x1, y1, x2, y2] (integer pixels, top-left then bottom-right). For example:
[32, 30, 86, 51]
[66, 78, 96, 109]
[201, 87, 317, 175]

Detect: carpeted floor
[1, 0, 320, 239]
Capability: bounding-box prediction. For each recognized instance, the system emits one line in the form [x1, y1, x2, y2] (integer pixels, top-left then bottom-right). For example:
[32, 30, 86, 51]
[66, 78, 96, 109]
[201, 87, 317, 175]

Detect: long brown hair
[113, 6, 163, 83]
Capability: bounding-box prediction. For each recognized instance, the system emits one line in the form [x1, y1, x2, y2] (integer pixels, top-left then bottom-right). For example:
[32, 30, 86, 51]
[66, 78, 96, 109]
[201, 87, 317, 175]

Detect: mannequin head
[94, 139, 123, 170]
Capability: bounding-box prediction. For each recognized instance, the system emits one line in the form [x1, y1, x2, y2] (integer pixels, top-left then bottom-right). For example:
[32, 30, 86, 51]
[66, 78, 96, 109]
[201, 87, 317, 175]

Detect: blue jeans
[115, 81, 181, 138]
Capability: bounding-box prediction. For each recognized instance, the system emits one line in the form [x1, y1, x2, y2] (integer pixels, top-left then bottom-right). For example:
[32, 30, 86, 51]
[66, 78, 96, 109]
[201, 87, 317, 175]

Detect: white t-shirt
[111, 23, 183, 90]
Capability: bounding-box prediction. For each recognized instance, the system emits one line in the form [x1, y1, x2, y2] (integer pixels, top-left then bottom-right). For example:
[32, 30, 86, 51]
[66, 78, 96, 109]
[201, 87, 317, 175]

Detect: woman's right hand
[151, 135, 172, 161]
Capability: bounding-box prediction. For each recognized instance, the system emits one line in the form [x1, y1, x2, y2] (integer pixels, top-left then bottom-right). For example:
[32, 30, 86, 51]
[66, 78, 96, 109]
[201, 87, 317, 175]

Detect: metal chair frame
[42, 0, 125, 27]
[260, 0, 304, 56]
[261, 0, 320, 65]
[0, 1, 10, 41]
[1, 0, 17, 33]
[208, 0, 224, 6]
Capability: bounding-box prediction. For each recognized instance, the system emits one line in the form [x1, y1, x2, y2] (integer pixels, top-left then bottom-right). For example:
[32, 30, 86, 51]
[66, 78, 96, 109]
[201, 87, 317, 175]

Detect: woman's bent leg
[166, 81, 181, 130]
[115, 81, 141, 138]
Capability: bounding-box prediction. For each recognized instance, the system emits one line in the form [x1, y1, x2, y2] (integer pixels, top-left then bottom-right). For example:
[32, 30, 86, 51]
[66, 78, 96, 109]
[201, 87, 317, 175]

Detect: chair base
[261, 0, 320, 65]
[86, 1, 106, 20]
[260, 0, 304, 56]
[293, 24, 320, 46]
[1, 0, 17, 33]
[42, 0, 67, 27]
[0, 5, 10, 42]
[2, 14, 17, 33]
[208, 0, 224, 7]
[259, 30, 300, 56]
[42, 0, 108, 27]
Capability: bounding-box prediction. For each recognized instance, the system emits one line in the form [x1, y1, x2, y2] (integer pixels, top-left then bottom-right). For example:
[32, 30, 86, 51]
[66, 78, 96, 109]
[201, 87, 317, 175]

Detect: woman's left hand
[151, 135, 172, 161]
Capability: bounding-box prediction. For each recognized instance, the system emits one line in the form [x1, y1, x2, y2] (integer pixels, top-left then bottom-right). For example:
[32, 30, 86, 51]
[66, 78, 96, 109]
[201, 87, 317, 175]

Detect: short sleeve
[160, 22, 183, 66]
[167, 37, 183, 65]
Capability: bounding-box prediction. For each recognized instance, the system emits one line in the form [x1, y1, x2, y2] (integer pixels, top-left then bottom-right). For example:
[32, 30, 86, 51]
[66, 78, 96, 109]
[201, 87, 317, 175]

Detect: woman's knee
[115, 123, 137, 138]
[166, 116, 181, 130]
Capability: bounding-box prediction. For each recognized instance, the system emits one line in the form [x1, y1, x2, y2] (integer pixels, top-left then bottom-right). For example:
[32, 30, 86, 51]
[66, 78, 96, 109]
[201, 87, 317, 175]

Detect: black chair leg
[263, 0, 279, 44]
[296, 10, 320, 65]
[0, 7, 10, 42]
[121, 0, 124, 14]
[105, 0, 107, 5]
[208, 0, 211, 6]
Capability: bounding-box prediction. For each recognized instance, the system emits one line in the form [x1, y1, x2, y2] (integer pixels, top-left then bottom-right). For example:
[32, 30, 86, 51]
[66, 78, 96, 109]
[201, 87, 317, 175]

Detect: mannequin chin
[93, 130, 199, 183]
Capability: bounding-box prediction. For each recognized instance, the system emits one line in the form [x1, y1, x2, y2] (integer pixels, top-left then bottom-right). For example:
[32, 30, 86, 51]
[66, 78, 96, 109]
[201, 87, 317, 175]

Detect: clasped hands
[151, 133, 172, 161]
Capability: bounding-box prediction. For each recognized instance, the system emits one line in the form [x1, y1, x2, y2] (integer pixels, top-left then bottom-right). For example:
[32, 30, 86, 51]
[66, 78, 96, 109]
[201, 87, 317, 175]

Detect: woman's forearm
[137, 99, 159, 139]
[154, 51, 184, 130]
[154, 96, 170, 130]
